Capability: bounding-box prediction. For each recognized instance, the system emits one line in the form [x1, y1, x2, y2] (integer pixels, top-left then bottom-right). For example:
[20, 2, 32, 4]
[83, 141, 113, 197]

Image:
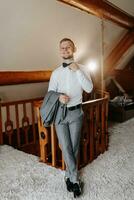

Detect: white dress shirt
[48, 64, 93, 107]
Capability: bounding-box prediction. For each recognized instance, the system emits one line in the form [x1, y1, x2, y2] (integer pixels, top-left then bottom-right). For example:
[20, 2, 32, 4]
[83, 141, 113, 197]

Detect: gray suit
[55, 106, 84, 183]
[48, 64, 93, 184]
[40, 90, 67, 127]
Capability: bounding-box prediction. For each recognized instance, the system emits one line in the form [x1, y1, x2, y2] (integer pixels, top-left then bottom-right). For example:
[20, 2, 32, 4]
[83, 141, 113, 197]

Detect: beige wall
[0, 0, 128, 101]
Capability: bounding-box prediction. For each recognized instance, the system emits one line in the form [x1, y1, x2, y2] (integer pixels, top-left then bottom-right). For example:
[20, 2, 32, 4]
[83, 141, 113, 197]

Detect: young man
[48, 38, 93, 197]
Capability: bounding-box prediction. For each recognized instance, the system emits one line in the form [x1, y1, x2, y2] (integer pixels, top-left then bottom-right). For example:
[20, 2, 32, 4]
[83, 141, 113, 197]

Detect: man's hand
[69, 62, 79, 71]
[59, 94, 70, 104]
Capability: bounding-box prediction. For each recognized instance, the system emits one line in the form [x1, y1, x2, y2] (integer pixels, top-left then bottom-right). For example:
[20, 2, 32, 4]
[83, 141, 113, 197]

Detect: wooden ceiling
[104, 30, 134, 76]
[57, 0, 134, 29]
[58, 0, 134, 77]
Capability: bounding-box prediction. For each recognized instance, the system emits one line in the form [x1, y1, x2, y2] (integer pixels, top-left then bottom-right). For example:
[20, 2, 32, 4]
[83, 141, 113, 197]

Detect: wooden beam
[104, 30, 134, 76]
[57, 0, 134, 29]
[0, 71, 52, 86]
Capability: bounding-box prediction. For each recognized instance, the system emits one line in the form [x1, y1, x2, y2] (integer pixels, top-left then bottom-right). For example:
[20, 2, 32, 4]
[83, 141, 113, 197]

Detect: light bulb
[86, 60, 97, 72]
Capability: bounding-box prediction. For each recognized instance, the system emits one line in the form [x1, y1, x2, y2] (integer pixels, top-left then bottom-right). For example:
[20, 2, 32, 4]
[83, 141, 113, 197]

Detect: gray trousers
[55, 107, 83, 183]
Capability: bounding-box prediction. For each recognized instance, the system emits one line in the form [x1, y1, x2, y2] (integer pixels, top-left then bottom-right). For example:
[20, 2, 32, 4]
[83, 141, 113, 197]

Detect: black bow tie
[62, 62, 72, 68]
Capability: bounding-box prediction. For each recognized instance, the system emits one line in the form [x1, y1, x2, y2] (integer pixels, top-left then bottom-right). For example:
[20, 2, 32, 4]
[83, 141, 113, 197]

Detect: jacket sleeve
[48, 71, 58, 92]
[40, 91, 60, 127]
[76, 69, 93, 93]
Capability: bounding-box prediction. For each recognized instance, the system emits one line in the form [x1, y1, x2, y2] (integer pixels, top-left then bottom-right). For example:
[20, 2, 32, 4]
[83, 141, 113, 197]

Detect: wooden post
[36, 106, 48, 162]
[51, 124, 57, 167]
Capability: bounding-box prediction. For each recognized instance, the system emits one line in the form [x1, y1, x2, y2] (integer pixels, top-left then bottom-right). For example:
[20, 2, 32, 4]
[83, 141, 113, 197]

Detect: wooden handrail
[1, 97, 43, 106]
[83, 98, 105, 105]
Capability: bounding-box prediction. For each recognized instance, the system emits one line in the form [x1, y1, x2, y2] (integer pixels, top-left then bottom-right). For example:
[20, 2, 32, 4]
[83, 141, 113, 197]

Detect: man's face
[60, 41, 75, 59]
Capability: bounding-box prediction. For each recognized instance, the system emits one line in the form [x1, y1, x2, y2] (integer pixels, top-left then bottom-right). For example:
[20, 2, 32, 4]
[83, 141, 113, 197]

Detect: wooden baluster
[36, 106, 48, 162]
[105, 100, 109, 150]
[101, 102, 105, 153]
[94, 104, 100, 157]
[5, 105, 13, 145]
[104, 102, 107, 151]
[93, 106, 97, 158]
[97, 102, 102, 154]
[61, 153, 65, 170]
[0, 103, 3, 144]
[15, 104, 20, 147]
[82, 137, 88, 165]
[22, 103, 29, 145]
[83, 106, 90, 163]
[86, 108, 91, 162]
[97, 104, 101, 155]
[31, 102, 36, 144]
[39, 128, 48, 162]
[51, 124, 57, 167]
[89, 107, 94, 161]
[81, 107, 89, 165]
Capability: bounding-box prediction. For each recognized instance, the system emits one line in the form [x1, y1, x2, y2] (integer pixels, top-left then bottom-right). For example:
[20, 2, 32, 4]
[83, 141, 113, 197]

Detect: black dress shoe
[73, 183, 82, 198]
[65, 178, 74, 192]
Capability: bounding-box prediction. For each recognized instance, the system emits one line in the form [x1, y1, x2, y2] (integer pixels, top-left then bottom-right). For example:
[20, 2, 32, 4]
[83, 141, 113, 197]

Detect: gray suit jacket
[40, 90, 66, 127]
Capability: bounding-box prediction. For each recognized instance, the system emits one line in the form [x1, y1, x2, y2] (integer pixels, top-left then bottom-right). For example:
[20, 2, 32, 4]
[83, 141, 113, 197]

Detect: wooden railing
[0, 90, 109, 169]
[0, 70, 109, 170]
[0, 97, 43, 155]
[0, 70, 51, 154]
[35, 91, 109, 170]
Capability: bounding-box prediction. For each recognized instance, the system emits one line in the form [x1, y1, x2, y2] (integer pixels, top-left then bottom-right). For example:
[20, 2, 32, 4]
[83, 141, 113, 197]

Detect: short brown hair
[60, 38, 75, 49]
